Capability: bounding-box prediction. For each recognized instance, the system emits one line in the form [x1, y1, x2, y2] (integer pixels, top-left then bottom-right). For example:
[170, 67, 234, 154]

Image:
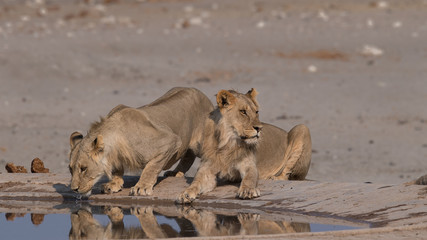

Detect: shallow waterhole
[0, 204, 367, 239]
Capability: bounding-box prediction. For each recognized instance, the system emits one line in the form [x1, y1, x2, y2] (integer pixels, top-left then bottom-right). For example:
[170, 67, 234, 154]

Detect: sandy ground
[0, 0, 426, 184]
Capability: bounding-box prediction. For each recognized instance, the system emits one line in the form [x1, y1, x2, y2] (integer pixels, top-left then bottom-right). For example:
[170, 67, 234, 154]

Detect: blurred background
[0, 0, 426, 183]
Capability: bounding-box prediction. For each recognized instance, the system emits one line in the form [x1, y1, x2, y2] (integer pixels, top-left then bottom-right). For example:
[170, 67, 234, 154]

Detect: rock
[415, 174, 427, 185]
[360, 45, 384, 57]
[31, 158, 49, 173]
[5, 163, 28, 173]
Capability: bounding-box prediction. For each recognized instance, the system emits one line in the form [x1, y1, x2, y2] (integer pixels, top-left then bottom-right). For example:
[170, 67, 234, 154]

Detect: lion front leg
[130, 134, 181, 196]
[130, 154, 172, 196]
[236, 157, 260, 199]
[176, 162, 217, 204]
[274, 124, 312, 180]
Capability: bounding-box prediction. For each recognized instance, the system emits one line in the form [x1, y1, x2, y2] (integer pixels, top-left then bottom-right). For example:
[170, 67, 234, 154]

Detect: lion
[178, 89, 263, 203]
[177, 89, 311, 204]
[69, 87, 214, 196]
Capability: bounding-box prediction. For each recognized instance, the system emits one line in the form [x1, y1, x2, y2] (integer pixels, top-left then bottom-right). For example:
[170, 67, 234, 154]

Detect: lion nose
[71, 186, 79, 192]
[253, 125, 262, 133]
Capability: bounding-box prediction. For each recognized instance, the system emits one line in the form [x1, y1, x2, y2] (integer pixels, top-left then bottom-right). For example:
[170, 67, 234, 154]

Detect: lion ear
[92, 135, 104, 154]
[246, 88, 258, 100]
[70, 132, 83, 148]
[246, 88, 259, 106]
[216, 90, 236, 109]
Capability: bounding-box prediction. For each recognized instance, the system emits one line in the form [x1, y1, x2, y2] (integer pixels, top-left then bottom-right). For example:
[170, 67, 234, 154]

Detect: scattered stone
[31, 158, 49, 173]
[318, 10, 329, 21]
[189, 17, 203, 26]
[393, 21, 402, 28]
[21, 15, 30, 22]
[5, 163, 28, 173]
[307, 65, 317, 73]
[360, 45, 383, 57]
[256, 21, 265, 28]
[369, 140, 374, 144]
[377, 1, 389, 9]
[37, 8, 48, 17]
[366, 19, 374, 28]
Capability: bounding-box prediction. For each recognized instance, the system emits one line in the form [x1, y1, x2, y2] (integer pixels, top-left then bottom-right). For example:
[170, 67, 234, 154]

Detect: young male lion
[178, 89, 263, 203]
[69, 87, 213, 196]
[177, 89, 312, 204]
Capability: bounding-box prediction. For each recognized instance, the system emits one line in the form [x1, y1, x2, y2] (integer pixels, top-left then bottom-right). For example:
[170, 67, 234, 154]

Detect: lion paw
[237, 187, 260, 199]
[176, 188, 199, 204]
[131, 206, 153, 216]
[130, 184, 153, 196]
[163, 171, 185, 178]
[103, 181, 123, 194]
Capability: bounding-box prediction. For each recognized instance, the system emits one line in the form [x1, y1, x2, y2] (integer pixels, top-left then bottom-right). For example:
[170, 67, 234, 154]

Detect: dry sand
[0, 0, 426, 184]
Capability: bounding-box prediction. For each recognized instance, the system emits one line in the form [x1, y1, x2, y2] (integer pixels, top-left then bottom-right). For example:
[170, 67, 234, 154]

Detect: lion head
[215, 88, 262, 146]
[69, 131, 106, 195]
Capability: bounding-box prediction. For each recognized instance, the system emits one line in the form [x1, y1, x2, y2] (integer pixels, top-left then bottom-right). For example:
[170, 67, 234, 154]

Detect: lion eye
[256, 111, 259, 114]
[80, 166, 87, 172]
[240, 110, 247, 115]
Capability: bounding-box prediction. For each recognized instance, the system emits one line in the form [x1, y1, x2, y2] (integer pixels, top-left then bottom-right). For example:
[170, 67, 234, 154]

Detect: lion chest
[214, 149, 254, 181]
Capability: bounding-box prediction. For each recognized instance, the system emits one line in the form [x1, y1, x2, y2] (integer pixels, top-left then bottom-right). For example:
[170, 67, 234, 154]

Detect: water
[0, 206, 365, 239]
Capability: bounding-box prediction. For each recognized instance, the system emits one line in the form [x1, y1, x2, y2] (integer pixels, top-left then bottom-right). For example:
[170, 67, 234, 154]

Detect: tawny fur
[256, 123, 312, 181]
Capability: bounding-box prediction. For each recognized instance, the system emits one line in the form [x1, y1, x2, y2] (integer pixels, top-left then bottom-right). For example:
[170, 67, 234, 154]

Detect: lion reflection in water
[68, 207, 310, 239]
